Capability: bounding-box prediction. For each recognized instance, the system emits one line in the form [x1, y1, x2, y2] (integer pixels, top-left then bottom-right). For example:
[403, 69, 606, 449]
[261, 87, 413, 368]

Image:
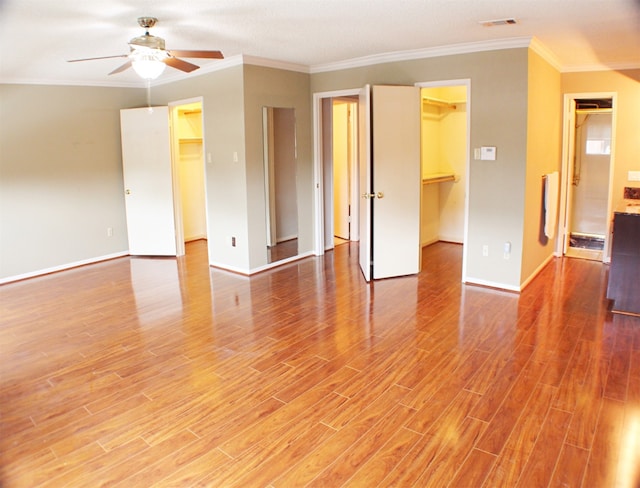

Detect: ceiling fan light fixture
[131, 48, 167, 80]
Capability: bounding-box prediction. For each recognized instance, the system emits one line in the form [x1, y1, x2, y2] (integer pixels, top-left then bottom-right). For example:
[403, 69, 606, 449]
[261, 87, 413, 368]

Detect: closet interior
[173, 103, 207, 242]
[420, 86, 467, 247]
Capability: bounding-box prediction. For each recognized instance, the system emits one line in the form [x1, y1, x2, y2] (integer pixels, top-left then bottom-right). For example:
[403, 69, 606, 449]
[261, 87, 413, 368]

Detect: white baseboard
[519, 253, 556, 291]
[438, 235, 464, 244]
[463, 276, 521, 293]
[464, 252, 557, 293]
[421, 237, 439, 247]
[276, 235, 298, 243]
[0, 251, 129, 284]
[185, 235, 207, 242]
[210, 251, 315, 276]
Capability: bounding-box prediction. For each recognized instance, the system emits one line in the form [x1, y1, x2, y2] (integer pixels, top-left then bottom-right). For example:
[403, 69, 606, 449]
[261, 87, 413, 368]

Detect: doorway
[418, 84, 468, 246]
[559, 94, 616, 262]
[416, 80, 471, 281]
[332, 97, 358, 247]
[169, 99, 208, 256]
[262, 106, 299, 263]
[315, 89, 361, 254]
[312, 83, 470, 283]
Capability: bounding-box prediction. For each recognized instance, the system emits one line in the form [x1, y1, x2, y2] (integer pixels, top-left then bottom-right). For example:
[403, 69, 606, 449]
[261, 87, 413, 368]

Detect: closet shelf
[179, 137, 202, 144]
[423, 173, 456, 185]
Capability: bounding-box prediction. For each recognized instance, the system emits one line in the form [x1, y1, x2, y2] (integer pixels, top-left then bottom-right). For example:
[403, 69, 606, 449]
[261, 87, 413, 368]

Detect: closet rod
[422, 97, 457, 109]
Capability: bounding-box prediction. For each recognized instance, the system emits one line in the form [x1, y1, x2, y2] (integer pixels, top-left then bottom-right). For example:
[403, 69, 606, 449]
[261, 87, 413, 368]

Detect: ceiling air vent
[479, 18, 518, 27]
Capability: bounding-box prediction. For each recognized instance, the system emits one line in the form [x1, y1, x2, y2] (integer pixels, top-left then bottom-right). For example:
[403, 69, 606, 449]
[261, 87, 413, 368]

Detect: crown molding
[561, 61, 640, 73]
[0, 77, 143, 88]
[529, 37, 562, 71]
[241, 55, 310, 73]
[3, 38, 638, 87]
[309, 37, 534, 74]
[152, 54, 309, 86]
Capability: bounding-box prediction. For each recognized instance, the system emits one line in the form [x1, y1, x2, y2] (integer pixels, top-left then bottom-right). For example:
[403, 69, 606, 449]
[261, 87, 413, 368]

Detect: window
[585, 114, 611, 155]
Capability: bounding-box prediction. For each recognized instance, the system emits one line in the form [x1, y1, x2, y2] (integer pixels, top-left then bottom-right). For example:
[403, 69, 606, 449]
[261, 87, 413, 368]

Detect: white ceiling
[1, 0, 639, 87]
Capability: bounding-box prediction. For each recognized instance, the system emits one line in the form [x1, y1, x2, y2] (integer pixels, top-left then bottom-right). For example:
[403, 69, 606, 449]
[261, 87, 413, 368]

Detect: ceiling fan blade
[165, 57, 200, 73]
[68, 54, 129, 63]
[109, 60, 133, 75]
[168, 50, 224, 59]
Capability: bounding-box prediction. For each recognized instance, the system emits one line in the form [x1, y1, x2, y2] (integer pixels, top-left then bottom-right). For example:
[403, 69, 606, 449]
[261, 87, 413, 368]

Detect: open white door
[358, 85, 372, 281]
[371, 85, 421, 279]
[120, 107, 177, 256]
[358, 85, 421, 281]
[562, 98, 577, 254]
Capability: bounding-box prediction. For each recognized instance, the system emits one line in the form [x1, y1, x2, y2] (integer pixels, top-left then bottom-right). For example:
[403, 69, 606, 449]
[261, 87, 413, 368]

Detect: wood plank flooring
[1, 240, 639, 487]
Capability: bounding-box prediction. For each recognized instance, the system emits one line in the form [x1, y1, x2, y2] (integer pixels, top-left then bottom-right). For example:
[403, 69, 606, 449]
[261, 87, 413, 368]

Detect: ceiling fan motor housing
[130, 17, 166, 50]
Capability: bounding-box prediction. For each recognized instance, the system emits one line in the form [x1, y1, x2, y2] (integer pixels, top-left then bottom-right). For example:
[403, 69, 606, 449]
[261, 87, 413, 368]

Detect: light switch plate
[481, 146, 497, 160]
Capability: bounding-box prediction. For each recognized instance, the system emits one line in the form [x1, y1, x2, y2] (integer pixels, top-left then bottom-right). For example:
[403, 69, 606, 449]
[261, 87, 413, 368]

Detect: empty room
[1, 1, 639, 486]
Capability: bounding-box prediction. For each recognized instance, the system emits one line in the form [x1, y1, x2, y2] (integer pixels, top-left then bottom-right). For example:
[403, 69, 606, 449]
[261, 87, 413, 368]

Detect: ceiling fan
[68, 17, 224, 80]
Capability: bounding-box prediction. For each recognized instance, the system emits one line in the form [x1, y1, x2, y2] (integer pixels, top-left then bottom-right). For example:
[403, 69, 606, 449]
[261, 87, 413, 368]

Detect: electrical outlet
[482, 245, 489, 257]
[107, 227, 113, 237]
[503, 241, 511, 259]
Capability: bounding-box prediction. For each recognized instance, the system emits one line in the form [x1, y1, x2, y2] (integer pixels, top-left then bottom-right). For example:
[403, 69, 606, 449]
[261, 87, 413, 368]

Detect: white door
[359, 85, 422, 281]
[562, 99, 577, 254]
[120, 107, 177, 256]
[358, 86, 372, 281]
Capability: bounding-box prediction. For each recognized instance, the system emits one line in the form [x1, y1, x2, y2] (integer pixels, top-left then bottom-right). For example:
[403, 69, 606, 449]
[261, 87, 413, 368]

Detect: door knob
[362, 192, 384, 199]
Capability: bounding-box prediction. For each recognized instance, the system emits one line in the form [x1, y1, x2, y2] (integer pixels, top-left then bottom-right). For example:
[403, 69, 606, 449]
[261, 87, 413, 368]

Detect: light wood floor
[1, 241, 639, 487]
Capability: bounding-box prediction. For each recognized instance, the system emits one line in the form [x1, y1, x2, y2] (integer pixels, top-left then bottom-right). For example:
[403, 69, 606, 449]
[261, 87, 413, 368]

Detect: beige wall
[561, 69, 640, 207]
[4, 56, 633, 287]
[0, 84, 142, 279]
[154, 64, 312, 272]
[242, 64, 312, 270]
[0, 64, 311, 279]
[520, 49, 562, 285]
[151, 65, 250, 271]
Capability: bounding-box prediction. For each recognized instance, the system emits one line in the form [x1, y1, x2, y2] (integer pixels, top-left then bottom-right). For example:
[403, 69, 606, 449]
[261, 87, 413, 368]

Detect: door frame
[168, 96, 207, 257]
[312, 88, 361, 256]
[558, 92, 617, 263]
[415, 79, 471, 284]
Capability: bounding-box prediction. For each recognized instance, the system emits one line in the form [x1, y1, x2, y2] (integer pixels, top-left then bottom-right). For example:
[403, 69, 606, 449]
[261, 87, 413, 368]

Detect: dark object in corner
[623, 187, 640, 200]
[607, 211, 640, 316]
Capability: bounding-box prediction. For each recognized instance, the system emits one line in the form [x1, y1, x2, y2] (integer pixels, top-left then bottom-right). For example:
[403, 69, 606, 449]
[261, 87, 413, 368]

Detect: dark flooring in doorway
[570, 234, 604, 251]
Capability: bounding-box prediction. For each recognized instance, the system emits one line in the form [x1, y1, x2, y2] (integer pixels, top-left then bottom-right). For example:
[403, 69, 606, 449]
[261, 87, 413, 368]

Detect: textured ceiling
[1, 0, 639, 87]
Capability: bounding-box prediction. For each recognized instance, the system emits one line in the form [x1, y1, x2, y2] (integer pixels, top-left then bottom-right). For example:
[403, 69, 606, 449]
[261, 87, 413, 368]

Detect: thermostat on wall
[481, 146, 497, 160]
